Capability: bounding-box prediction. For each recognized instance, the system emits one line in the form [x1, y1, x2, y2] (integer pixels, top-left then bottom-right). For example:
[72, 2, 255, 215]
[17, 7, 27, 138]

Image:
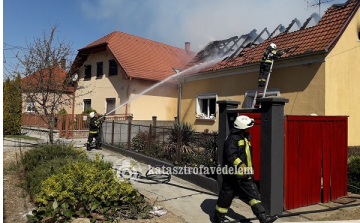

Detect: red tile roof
[78, 31, 196, 81]
[185, 0, 359, 73]
[21, 66, 71, 92]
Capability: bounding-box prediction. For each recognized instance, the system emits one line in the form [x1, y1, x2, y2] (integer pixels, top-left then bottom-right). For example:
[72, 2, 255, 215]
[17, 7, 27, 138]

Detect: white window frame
[244, 88, 280, 108]
[196, 93, 217, 120]
[83, 99, 92, 111]
[106, 98, 116, 115]
[26, 101, 35, 113]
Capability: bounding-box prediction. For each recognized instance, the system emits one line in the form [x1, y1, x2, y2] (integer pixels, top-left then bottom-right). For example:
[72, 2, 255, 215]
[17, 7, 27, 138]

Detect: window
[83, 99, 91, 111]
[26, 101, 35, 113]
[96, 62, 103, 78]
[244, 88, 280, 108]
[106, 98, 116, 115]
[109, 59, 117, 76]
[196, 93, 217, 120]
[84, 65, 92, 79]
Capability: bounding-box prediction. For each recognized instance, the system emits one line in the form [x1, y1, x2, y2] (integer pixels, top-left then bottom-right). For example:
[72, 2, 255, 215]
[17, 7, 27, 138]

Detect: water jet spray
[104, 56, 226, 116]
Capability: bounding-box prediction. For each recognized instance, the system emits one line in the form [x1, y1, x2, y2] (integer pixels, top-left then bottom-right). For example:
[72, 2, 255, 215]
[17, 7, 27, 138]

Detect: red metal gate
[238, 114, 348, 210]
[284, 115, 348, 209]
[245, 113, 262, 181]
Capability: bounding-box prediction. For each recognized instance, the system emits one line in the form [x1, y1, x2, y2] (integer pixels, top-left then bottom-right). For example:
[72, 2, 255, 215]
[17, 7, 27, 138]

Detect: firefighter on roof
[214, 115, 278, 223]
[258, 43, 286, 87]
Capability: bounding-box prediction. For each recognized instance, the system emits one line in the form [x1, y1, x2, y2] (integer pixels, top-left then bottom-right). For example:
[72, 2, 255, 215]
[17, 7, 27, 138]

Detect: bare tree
[17, 24, 82, 144]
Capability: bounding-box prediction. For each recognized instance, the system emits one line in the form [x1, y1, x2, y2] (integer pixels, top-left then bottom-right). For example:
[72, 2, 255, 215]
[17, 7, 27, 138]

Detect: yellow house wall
[180, 59, 326, 133]
[74, 50, 128, 115]
[74, 50, 178, 120]
[325, 8, 360, 146]
[274, 62, 325, 116]
[128, 79, 178, 120]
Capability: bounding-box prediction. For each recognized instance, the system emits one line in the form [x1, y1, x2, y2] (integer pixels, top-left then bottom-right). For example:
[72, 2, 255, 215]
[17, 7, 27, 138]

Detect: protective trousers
[258, 62, 272, 86]
[87, 132, 101, 148]
[215, 175, 265, 216]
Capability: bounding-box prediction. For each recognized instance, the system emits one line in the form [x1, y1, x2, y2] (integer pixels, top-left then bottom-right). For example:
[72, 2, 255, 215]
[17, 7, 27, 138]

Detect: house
[70, 31, 196, 120]
[177, 0, 360, 146]
[21, 59, 74, 115]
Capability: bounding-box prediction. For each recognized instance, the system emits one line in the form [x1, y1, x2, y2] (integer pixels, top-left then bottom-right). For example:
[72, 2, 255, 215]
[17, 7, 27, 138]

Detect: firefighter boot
[86, 143, 91, 151]
[96, 141, 102, 150]
[257, 212, 279, 223]
[213, 211, 226, 223]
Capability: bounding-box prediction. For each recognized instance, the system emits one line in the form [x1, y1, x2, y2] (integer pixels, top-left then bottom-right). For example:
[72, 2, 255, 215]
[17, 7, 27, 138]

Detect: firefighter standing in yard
[258, 43, 286, 87]
[214, 115, 278, 223]
[86, 112, 106, 151]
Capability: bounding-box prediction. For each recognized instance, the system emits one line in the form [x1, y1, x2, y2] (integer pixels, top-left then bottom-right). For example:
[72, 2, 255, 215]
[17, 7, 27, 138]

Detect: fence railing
[22, 113, 129, 139]
[102, 121, 218, 176]
[22, 113, 53, 129]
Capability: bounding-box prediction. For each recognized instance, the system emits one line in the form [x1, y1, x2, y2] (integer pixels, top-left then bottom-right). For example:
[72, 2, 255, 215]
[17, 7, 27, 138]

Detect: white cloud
[80, 0, 347, 52]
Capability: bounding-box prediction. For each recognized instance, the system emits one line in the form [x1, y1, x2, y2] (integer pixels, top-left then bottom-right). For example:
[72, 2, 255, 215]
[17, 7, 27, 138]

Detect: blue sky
[3, 0, 346, 77]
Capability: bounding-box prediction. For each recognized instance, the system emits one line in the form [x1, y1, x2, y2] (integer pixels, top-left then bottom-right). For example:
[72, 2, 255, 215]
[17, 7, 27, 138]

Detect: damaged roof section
[183, 0, 359, 74]
[184, 28, 270, 69]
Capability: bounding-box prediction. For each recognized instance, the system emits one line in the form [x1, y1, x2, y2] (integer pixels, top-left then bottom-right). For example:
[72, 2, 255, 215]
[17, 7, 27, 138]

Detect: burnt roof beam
[249, 28, 268, 47]
[268, 24, 286, 39]
[300, 13, 320, 30]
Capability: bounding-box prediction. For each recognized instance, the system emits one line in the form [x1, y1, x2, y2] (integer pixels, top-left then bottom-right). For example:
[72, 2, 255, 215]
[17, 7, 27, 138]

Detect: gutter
[173, 68, 181, 124]
[177, 83, 181, 124]
[126, 77, 132, 116]
[179, 50, 327, 83]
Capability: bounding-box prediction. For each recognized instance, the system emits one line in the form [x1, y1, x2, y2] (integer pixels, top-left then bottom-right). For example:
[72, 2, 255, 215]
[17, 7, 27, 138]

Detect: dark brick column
[257, 97, 288, 215]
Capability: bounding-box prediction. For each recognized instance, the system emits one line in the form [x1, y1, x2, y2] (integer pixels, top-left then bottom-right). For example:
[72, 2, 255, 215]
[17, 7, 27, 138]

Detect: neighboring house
[70, 31, 195, 120]
[21, 60, 74, 115]
[177, 0, 360, 146]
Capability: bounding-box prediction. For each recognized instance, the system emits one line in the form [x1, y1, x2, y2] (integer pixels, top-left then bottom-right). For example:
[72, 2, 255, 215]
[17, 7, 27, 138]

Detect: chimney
[185, 42, 190, 52]
[60, 58, 66, 70]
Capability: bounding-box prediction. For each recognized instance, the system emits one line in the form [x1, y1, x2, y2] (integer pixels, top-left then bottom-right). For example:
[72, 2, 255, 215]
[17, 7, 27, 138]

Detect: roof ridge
[327, 0, 358, 12]
[111, 30, 194, 53]
[325, 0, 360, 51]
[183, 0, 359, 74]
[105, 31, 120, 44]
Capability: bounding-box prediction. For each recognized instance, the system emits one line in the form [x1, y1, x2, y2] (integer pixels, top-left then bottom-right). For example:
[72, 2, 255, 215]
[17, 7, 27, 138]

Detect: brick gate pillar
[257, 97, 288, 215]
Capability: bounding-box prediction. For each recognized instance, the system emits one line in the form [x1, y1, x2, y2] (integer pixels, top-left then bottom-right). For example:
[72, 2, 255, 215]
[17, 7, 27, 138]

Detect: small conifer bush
[348, 156, 360, 194]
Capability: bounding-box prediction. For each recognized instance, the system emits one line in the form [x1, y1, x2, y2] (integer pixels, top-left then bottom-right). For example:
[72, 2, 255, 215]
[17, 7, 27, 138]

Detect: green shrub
[169, 122, 196, 146]
[21, 143, 87, 172]
[24, 157, 87, 195]
[57, 108, 68, 115]
[348, 156, 360, 193]
[29, 156, 151, 222]
[3, 74, 22, 135]
[131, 131, 149, 151]
[145, 142, 166, 160]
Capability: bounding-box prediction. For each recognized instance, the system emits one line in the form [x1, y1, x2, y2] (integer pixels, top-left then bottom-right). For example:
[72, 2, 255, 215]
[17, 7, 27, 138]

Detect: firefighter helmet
[270, 43, 277, 50]
[234, 115, 255, 130]
[89, 112, 96, 118]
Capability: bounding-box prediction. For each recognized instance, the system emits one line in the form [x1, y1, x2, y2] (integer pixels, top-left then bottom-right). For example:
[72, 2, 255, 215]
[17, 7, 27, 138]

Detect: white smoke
[81, 0, 346, 52]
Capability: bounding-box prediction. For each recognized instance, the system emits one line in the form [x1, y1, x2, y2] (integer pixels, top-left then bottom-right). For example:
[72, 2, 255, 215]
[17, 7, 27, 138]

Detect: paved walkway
[7, 128, 360, 223]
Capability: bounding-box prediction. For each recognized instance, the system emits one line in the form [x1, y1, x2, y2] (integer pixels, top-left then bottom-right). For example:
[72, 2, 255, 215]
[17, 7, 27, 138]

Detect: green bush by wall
[3, 74, 22, 135]
[22, 144, 152, 222]
[348, 156, 360, 194]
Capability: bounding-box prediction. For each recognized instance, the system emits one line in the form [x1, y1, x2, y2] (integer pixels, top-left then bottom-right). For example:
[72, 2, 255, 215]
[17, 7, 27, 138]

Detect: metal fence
[102, 121, 218, 178]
